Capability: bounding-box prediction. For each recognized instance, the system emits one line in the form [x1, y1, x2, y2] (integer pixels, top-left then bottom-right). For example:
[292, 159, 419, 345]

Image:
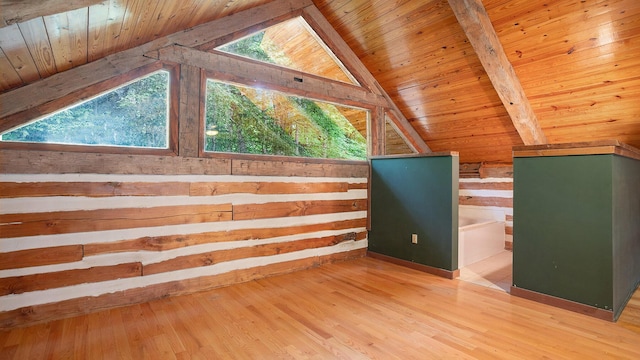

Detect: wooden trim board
[367, 251, 460, 279]
[369, 151, 459, 160]
[510, 286, 614, 322]
[513, 140, 640, 161]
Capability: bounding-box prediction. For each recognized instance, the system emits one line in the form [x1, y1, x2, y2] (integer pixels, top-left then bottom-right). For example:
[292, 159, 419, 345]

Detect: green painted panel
[369, 156, 458, 270]
[513, 155, 613, 310]
[612, 155, 640, 320]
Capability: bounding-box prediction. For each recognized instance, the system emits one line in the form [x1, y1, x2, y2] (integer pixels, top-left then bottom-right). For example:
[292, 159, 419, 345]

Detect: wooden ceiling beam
[150, 45, 388, 108]
[0, 0, 103, 28]
[177, 0, 312, 50]
[447, 0, 547, 145]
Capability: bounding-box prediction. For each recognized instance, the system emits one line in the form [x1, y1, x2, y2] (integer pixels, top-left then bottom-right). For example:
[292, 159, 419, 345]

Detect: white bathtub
[458, 207, 506, 268]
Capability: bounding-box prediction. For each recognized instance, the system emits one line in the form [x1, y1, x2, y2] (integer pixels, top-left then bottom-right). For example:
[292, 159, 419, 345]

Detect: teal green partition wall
[513, 155, 614, 311]
[612, 155, 640, 318]
[368, 154, 459, 271]
[513, 142, 640, 321]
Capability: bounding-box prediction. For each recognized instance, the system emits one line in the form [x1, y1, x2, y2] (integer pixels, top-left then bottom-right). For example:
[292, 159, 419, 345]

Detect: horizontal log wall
[0, 150, 368, 329]
[459, 164, 513, 249]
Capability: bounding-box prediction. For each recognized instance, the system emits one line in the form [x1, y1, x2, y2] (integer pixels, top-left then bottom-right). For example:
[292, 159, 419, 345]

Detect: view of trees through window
[217, 17, 357, 85]
[205, 81, 367, 160]
[1, 71, 170, 148]
[209, 29, 368, 160]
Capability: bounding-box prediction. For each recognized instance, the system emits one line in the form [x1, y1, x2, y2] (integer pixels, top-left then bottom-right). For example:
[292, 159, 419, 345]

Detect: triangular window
[1, 71, 170, 149]
[216, 17, 358, 85]
[385, 116, 415, 155]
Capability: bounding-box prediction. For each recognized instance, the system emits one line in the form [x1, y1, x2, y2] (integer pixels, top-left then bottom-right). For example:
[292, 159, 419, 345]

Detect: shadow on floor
[458, 250, 512, 292]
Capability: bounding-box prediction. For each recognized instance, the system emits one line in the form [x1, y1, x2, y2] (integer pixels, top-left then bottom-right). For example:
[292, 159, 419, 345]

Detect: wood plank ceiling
[0, 0, 638, 163]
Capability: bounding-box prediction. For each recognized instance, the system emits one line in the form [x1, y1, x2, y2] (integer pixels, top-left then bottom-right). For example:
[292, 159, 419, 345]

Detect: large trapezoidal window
[1, 71, 170, 149]
[204, 80, 368, 160]
[216, 17, 358, 85]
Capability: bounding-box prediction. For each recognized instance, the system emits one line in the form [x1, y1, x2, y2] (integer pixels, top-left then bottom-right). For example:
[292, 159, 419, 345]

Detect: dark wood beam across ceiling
[447, 0, 547, 146]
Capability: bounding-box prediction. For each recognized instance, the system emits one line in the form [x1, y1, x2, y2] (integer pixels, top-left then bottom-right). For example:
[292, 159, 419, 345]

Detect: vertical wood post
[178, 64, 202, 158]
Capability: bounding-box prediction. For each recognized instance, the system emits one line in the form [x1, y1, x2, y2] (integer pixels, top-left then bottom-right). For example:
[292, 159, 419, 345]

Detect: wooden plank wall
[459, 164, 513, 249]
[0, 150, 369, 329]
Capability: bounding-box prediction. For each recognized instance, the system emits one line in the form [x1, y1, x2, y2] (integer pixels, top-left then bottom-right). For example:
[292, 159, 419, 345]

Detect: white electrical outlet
[411, 233, 418, 244]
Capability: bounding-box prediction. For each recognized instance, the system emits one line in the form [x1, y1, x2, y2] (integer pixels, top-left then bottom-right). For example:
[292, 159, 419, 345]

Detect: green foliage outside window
[204, 81, 308, 156]
[218, 32, 275, 64]
[209, 30, 368, 160]
[204, 81, 367, 160]
[1, 71, 169, 148]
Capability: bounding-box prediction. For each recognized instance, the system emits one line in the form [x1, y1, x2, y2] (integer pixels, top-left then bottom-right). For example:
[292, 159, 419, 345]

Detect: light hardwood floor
[1, 256, 639, 359]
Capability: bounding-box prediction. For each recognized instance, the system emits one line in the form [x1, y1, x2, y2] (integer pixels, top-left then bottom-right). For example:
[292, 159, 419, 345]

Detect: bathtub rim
[459, 217, 500, 231]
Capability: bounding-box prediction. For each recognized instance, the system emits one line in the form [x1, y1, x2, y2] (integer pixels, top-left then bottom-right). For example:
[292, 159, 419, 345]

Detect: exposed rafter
[149, 46, 388, 108]
[447, 0, 547, 145]
[0, 0, 103, 27]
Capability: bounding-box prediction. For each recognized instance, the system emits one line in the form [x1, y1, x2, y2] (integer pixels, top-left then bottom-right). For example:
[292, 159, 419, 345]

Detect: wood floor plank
[143, 301, 186, 356]
[0, 257, 639, 359]
[42, 320, 64, 359]
[108, 309, 135, 359]
[84, 311, 104, 358]
[154, 298, 201, 356]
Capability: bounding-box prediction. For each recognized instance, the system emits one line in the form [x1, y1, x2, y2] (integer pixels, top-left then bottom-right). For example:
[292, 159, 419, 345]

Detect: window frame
[0, 62, 179, 156]
[198, 73, 372, 165]
[214, 16, 360, 87]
